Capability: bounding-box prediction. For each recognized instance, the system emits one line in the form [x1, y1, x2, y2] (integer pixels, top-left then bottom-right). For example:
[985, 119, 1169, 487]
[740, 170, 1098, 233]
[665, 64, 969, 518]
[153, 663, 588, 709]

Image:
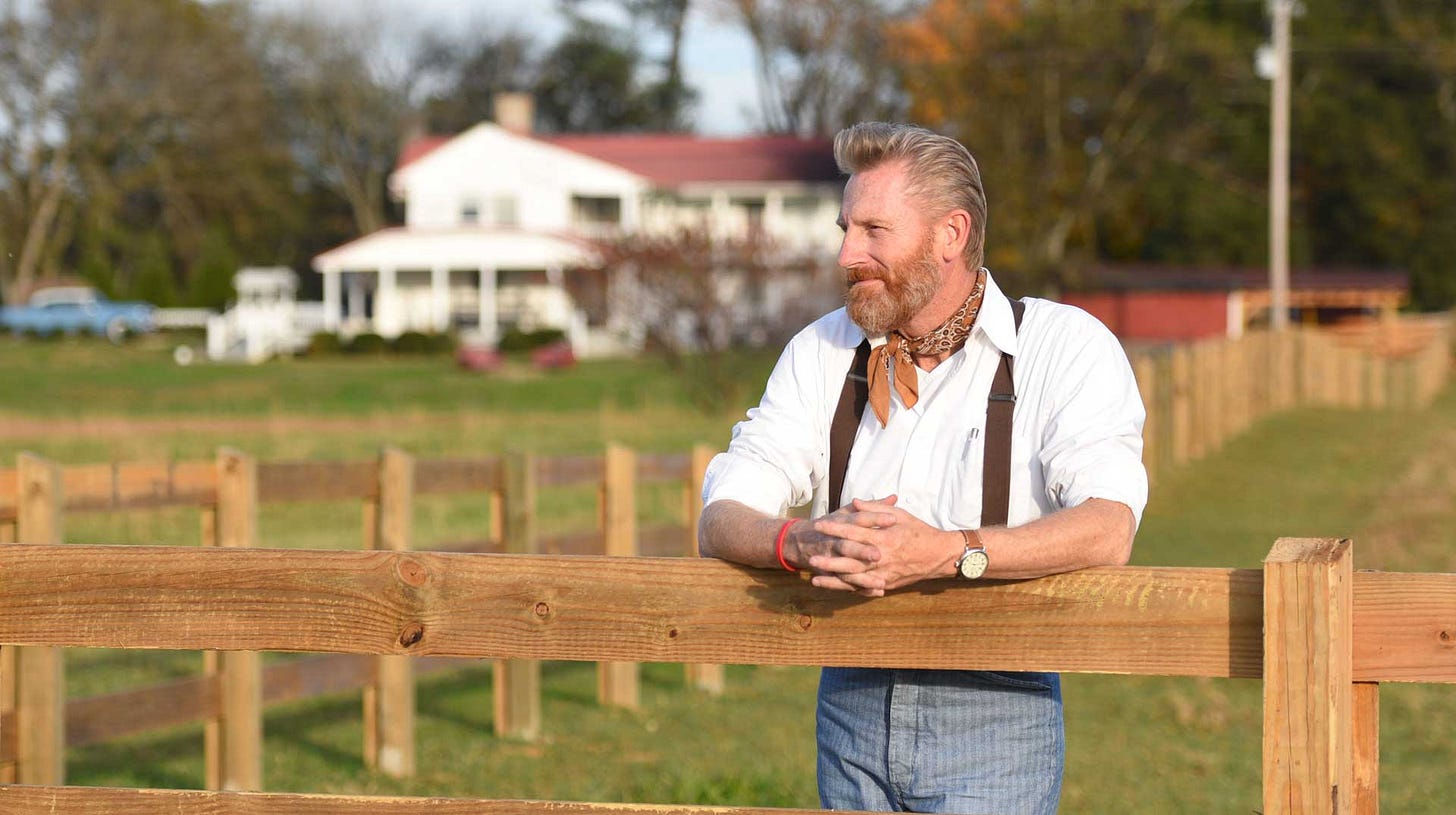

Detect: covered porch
[310, 227, 600, 348]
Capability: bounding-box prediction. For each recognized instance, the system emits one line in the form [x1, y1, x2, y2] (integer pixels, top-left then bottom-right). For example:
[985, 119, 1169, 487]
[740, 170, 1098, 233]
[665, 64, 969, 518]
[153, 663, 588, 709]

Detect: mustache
[843, 266, 889, 284]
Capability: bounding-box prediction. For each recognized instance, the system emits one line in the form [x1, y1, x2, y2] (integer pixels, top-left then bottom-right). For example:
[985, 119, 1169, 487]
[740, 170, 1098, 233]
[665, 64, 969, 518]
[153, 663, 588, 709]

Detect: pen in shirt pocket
[962, 427, 981, 459]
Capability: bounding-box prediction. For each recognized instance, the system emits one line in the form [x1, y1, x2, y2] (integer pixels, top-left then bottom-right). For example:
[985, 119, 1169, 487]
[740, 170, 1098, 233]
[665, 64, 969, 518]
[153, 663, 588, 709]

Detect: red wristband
[774, 519, 800, 573]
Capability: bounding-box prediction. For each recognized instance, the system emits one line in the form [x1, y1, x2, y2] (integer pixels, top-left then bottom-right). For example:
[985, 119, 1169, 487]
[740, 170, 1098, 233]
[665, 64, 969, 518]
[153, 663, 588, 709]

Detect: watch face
[958, 549, 989, 580]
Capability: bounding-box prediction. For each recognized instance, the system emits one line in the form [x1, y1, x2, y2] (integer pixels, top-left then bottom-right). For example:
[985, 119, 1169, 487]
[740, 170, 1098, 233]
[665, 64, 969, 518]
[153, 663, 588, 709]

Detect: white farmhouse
[311, 94, 845, 356]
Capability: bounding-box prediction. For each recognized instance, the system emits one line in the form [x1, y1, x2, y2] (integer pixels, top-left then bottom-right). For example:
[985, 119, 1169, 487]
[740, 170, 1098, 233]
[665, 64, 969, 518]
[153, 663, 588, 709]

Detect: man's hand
[800, 496, 961, 597]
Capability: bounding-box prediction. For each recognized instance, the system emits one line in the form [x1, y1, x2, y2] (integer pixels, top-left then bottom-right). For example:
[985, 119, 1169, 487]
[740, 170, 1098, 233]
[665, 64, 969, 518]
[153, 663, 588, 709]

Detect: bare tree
[249, 6, 413, 235]
[718, 0, 910, 137]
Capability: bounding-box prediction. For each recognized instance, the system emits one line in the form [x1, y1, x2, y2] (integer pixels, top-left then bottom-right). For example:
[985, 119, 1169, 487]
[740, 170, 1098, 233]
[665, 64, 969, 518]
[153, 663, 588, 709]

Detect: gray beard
[844, 254, 940, 336]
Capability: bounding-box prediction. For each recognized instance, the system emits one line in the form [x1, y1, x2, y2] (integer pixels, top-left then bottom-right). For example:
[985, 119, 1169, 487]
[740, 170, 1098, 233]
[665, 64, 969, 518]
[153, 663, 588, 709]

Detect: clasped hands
[787, 495, 959, 597]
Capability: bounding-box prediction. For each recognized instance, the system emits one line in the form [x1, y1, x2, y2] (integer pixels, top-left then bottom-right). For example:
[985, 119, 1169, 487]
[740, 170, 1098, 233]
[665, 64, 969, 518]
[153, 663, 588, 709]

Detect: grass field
[4, 334, 1455, 811]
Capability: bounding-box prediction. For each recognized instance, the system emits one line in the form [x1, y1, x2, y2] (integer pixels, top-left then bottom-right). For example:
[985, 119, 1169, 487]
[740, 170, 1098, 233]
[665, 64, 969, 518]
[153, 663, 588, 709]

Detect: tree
[411, 28, 539, 135]
[587, 227, 830, 408]
[0, 0, 300, 304]
[891, 0, 1257, 292]
[534, 16, 661, 132]
[250, 6, 413, 236]
[721, 0, 910, 137]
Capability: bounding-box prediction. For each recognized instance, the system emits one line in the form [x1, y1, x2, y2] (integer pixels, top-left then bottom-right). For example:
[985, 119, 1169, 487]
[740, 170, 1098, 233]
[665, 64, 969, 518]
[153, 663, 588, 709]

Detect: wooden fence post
[214, 449, 262, 791]
[1263, 538, 1354, 815]
[1353, 682, 1380, 815]
[494, 451, 540, 741]
[684, 444, 725, 694]
[13, 454, 64, 785]
[365, 448, 415, 778]
[0, 508, 12, 783]
[1170, 343, 1192, 465]
[200, 505, 221, 789]
[598, 444, 640, 710]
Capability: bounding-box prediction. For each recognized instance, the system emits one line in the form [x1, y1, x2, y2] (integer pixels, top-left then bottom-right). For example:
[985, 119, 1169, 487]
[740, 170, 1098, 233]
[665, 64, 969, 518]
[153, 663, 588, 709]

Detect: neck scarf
[865, 268, 987, 426]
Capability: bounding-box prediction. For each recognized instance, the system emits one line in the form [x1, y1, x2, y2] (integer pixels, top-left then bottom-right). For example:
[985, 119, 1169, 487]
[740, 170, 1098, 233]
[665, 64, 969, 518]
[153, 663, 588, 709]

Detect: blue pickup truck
[0, 286, 156, 342]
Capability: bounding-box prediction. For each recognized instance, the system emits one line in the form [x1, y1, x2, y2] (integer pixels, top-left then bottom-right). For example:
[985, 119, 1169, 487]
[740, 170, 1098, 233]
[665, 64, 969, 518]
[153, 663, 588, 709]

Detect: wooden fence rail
[0, 441, 717, 786]
[1, 539, 1454, 813]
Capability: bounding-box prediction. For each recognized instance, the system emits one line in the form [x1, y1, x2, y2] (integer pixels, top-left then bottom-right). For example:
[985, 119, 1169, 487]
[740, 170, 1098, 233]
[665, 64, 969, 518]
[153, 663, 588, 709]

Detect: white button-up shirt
[702, 272, 1148, 532]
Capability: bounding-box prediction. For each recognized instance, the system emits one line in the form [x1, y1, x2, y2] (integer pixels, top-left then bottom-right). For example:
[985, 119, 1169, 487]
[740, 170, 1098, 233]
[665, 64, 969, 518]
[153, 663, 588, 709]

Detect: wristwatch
[955, 529, 989, 580]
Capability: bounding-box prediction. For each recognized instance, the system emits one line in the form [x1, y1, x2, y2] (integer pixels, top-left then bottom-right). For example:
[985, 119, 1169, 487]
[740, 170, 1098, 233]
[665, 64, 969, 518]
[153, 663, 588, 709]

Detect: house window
[493, 196, 518, 226]
[460, 199, 480, 224]
[571, 195, 622, 227]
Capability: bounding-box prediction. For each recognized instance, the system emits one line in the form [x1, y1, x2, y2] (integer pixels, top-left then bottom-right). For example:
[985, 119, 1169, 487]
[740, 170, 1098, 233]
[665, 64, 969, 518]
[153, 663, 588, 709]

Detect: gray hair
[833, 122, 987, 269]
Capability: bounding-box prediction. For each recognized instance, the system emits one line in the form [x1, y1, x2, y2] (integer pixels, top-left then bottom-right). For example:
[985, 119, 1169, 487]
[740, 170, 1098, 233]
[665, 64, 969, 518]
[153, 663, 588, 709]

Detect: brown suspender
[827, 298, 1026, 528]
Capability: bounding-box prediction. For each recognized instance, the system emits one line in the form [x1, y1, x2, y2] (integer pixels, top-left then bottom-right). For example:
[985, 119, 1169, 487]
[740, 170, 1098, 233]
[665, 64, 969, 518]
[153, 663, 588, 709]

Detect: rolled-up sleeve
[702, 327, 830, 518]
[1036, 316, 1149, 527]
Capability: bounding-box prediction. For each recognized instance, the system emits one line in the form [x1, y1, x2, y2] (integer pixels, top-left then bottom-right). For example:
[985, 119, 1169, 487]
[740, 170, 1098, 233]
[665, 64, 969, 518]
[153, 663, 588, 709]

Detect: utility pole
[1268, 0, 1293, 331]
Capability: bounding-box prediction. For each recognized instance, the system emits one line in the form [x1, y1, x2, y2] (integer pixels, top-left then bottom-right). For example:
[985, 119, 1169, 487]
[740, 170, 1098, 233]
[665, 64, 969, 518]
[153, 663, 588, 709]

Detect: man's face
[837, 161, 942, 336]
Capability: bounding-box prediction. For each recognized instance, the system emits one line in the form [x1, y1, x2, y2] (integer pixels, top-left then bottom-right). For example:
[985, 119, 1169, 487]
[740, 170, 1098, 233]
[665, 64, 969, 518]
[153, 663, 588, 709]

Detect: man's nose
[837, 232, 862, 269]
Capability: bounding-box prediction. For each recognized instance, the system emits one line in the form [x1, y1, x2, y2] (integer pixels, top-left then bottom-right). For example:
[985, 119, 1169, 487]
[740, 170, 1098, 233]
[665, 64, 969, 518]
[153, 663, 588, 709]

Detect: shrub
[498, 327, 567, 353]
[392, 331, 454, 354]
[345, 333, 389, 355]
[307, 332, 345, 356]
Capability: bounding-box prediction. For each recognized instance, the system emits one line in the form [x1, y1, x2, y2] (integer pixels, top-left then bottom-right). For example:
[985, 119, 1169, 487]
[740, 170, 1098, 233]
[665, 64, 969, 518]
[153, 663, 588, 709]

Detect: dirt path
[0, 413, 403, 440]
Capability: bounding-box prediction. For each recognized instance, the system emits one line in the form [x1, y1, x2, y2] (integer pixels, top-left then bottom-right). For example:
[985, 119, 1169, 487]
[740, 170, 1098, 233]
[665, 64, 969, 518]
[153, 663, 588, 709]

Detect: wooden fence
[0, 443, 720, 789]
[1124, 319, 1451, 481]
[0, 319, 1451, 811]
[1, 537, 1454, 814]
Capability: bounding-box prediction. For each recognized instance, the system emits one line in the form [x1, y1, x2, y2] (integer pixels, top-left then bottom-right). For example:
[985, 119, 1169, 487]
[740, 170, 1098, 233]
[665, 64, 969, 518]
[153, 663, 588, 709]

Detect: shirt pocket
[947, 423, 987, 528]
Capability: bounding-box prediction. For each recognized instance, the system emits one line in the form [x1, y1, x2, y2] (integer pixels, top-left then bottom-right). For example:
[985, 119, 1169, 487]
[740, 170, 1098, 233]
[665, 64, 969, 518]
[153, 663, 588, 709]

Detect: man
[698, 122, 1148, 814]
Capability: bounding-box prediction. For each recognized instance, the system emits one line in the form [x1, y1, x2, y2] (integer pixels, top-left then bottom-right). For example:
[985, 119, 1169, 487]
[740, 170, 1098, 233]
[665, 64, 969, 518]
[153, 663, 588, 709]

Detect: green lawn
[4, 336, 1453, 811]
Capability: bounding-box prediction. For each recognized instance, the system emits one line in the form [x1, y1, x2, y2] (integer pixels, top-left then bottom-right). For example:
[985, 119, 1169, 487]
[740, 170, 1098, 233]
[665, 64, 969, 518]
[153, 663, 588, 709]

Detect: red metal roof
[395, 136, 452, 171]
[540, 133, 840, 185]
[395, 130, 840, 185]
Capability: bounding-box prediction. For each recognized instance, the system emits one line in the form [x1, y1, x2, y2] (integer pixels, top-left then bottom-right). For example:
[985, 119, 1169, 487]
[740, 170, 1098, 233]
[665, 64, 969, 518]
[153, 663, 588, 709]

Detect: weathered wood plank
[496, 452, 540, 741]
[684, 444, 724, 694]
[369, 448, 415, 778]
[256, 460, 377, 504]
[63, 655, 470, 749]
[538, 530, 603, 556]
[599, 444, 639, 710]
[215, 450, 262, 792]
[415, 457, 502, 495]
[0, 544, 1266, 678]
[636, 452, 690, 484]
[640, 524, 691, 558]
[537, 454, 604, 488]
[0, 785, 844, 815]
[62, 460, 217, 512]
[1353, 682, 1379, 815]
[1352, 570, 1456, 683]
[1263, 538, 1353, 815]
[15, 454, 64, 786]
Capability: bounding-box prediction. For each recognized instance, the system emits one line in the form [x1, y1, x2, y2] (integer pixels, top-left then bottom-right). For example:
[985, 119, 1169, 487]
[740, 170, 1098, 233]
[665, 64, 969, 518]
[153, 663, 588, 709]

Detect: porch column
[478, 265, 498, 346]
[321, 266, 342, 332]
[346, 273, 366, 328]
[431, 265, 449, 333]
[376, 266, 398, 338]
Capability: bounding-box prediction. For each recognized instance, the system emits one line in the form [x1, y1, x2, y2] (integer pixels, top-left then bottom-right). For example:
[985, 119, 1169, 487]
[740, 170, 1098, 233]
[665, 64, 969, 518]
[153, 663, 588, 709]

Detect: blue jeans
[816, 668, 1063, 814]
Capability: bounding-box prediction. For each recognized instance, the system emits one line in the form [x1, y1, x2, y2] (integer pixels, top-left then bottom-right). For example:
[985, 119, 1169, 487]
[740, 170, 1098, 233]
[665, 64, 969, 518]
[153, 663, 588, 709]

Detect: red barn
[1059, 265, 1408, 342]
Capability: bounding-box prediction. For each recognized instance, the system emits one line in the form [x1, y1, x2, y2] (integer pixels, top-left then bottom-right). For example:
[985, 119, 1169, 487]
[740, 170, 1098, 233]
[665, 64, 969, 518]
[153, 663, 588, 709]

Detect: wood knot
[398, 623, 424, 648]
[533, 602, 552, 619]
[396, 558, 428, 587]
[1440, 630, 1453, 644]
[796, 614, 813, 631]
[666, 626, 680, 639]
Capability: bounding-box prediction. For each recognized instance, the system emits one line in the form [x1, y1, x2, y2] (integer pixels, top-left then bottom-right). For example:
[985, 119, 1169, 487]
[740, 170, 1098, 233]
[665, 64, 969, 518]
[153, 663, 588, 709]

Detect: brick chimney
[493, 92, 535, 135]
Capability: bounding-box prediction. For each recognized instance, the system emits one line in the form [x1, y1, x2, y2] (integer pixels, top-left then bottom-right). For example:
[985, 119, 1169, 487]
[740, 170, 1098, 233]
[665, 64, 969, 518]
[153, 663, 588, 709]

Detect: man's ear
[940, 209, 973, 262]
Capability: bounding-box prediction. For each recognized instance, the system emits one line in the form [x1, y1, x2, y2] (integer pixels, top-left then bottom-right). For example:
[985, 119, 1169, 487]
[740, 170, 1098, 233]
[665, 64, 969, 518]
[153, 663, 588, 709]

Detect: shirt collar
[974, 268, 1018, 357]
